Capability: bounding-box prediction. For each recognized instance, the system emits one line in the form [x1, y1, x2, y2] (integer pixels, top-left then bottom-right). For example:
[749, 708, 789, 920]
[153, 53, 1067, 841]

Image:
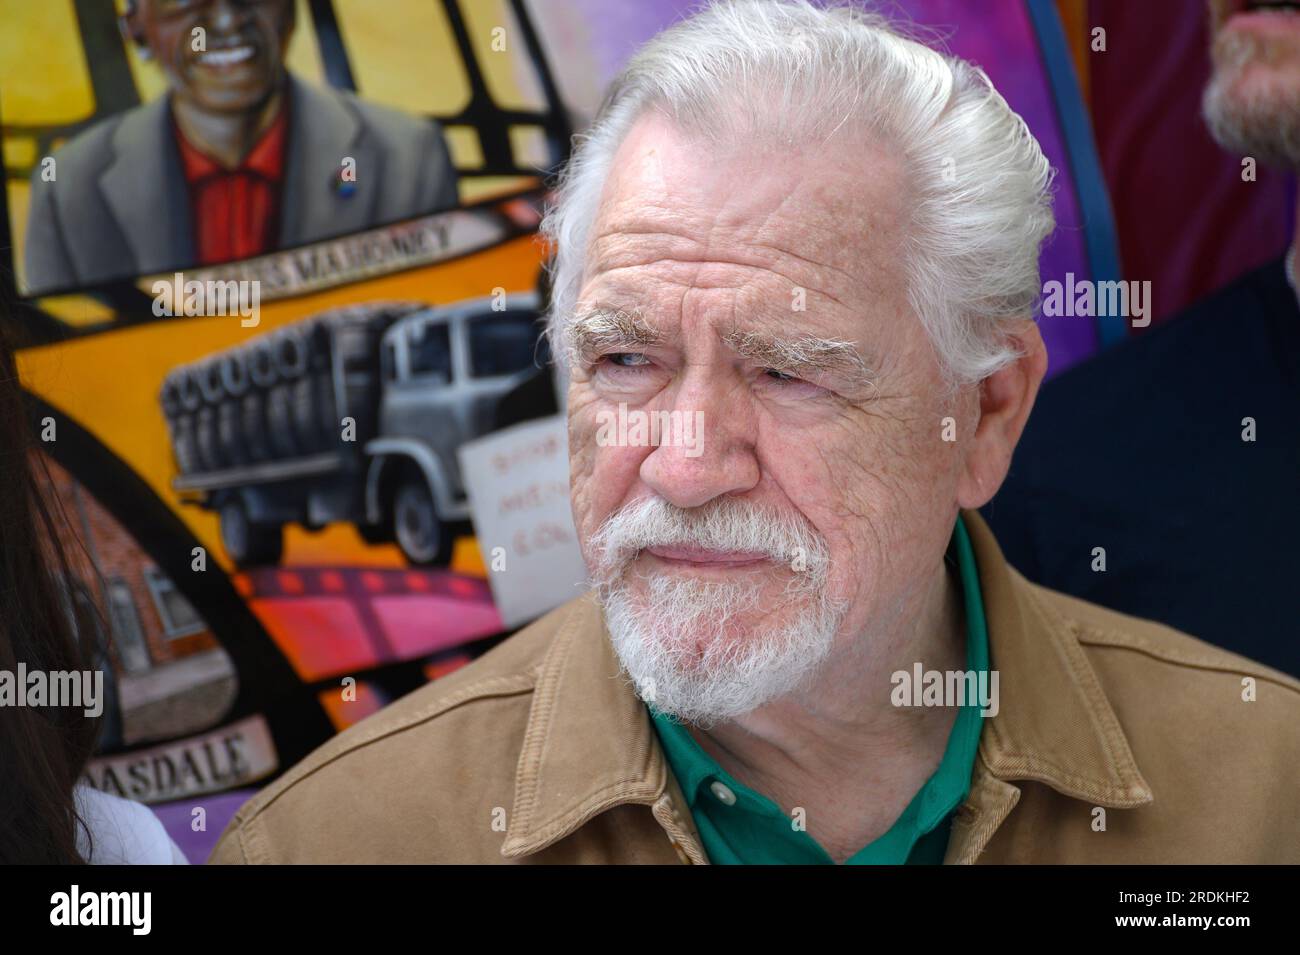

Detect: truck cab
[365, 292, 545, 564]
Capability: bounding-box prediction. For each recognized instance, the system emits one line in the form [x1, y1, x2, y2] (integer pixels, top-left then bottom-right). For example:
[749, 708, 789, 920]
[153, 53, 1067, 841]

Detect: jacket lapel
[944, 511, 1154, 862]
[501, 594, 707, 862]
[99, 95, 194, 275]
[278, 74, 378, 248]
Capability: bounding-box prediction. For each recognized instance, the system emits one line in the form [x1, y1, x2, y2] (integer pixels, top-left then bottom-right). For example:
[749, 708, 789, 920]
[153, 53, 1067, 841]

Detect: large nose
[638, 366, 760, 509]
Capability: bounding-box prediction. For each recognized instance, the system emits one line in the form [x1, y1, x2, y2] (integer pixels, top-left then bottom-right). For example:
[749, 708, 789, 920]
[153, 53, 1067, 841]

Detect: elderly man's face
[1205, 0, 1300, 164]
[567, 113, 978, 721]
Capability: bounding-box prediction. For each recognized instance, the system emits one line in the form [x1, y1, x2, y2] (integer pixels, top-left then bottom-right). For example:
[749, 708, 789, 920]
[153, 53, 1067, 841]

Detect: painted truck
[161, 294, 543, 567]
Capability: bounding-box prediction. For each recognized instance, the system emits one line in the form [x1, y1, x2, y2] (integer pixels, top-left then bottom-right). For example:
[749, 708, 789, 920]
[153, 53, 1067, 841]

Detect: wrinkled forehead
[585, 111, 913, 300]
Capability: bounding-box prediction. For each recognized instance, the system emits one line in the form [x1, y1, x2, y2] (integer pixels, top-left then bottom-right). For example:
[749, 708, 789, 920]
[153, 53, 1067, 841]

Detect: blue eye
[608, 353, 652, 367]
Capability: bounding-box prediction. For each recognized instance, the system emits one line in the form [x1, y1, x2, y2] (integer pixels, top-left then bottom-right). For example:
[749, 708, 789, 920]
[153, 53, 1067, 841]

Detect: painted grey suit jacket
[24, 74, 459, 293]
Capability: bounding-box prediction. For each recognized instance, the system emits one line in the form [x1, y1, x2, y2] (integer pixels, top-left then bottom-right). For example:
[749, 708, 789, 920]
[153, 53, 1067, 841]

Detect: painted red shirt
[174, 107, 287, 265]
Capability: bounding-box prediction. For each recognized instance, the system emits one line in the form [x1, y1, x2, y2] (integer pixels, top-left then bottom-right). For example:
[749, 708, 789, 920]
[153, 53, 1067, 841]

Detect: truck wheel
[220, 499, 284, 567]
[393, 476, 451, 566]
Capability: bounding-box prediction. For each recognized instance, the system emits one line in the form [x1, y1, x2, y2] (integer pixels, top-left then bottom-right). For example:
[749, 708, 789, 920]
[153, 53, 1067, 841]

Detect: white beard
[588, 496, 848, 726]
[1204, 30, 1300, 168]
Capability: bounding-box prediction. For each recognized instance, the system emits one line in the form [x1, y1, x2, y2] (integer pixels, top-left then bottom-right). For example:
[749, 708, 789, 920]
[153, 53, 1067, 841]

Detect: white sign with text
[458, 415, 589, 628]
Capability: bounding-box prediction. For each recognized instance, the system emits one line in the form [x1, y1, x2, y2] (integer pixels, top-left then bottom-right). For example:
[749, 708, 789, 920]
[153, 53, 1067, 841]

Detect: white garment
[74, 785, 189, 864]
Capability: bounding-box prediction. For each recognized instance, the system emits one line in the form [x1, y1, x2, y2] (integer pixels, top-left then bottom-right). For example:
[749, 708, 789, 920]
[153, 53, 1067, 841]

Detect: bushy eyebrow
[566, 305, 665, 364]
[566, 305, 876, 390]
[723, 329, 876, 389]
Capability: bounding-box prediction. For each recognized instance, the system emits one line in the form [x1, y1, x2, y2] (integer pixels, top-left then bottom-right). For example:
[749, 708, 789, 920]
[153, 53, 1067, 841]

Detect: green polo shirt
[649, 514, 989, 864]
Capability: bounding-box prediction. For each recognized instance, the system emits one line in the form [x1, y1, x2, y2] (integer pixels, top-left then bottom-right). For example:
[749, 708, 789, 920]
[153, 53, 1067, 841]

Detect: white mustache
[588, 495, 831, 587]
[1212, 17, 1300, 74]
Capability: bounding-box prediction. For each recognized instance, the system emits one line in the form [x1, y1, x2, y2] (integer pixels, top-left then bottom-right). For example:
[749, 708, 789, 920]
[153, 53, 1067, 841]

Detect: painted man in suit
[24, 0, 459, 293]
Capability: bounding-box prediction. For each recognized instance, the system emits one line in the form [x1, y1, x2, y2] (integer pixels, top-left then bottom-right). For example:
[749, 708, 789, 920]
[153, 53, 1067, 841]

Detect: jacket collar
[278, 74, 378, 248]
[99, 94, 194, 275]
[961, 511, 1152, 807]
[503, 511, 1153, 861]
[500, 593, 690, 858]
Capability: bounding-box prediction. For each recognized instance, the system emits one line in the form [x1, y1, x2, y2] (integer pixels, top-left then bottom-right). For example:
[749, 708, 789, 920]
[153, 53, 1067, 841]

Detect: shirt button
[709, 781, 737, 806]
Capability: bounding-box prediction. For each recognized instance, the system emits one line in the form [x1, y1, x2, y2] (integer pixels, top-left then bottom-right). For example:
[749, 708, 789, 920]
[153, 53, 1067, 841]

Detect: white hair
[541, 0, 1056, 385]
